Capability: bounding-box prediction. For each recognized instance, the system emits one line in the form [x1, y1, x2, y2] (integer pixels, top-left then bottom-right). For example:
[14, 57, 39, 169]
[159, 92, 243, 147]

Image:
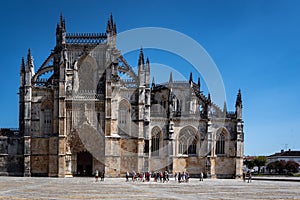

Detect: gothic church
[16, 14, 244, 178]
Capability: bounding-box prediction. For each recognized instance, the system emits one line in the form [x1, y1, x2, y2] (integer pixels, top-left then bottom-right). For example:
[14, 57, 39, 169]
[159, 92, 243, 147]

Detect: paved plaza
[0, 177, 299, 200]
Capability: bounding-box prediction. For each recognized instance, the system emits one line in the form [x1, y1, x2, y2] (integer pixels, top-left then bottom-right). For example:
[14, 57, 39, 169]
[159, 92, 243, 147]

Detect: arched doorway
[77, 151, 93, 176]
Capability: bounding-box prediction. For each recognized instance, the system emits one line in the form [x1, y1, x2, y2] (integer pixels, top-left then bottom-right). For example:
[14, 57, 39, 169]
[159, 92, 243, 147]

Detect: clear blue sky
[0, 0, 299, 156]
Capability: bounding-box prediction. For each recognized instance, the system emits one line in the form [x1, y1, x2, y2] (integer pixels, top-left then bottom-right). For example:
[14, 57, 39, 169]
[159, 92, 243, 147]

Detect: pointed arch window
[151, 127, 160, 156]
[78, 57, 97, 91]
[178, 127, 197, 155]
[44, 107, 52, 135]
[216, 132, 225, 155]
[118, 100, 130, 135]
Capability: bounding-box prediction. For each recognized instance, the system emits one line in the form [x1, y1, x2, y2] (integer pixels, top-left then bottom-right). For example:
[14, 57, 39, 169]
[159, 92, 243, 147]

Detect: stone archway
[77, 151, 93, 176]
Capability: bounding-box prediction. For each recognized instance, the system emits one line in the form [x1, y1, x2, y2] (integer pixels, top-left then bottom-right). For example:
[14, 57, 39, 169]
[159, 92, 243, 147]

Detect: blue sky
[0, 0, 299, 156]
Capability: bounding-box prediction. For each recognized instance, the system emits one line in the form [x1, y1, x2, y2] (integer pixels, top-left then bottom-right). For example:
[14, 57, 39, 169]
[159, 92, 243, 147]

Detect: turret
[169, 72, 173, 84]
[235, 89, 242, 120]
[138, 48, 145, 86]
[106, 13, 116, 48]
[56, 13, 66, 47]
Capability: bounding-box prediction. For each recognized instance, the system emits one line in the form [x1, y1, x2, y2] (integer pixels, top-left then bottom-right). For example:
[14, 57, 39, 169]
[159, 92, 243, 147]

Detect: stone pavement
[0, 177, 299, 200]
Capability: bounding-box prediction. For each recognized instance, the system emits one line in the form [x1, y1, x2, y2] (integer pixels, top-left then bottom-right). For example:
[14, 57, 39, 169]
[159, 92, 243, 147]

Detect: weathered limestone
[12, 14, 245, 178]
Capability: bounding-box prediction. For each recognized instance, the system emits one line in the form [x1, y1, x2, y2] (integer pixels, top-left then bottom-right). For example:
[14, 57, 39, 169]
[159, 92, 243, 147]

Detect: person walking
[247, 171, 252, 183]
[178, 172, 181, 183]
[126, 171, 129, 182]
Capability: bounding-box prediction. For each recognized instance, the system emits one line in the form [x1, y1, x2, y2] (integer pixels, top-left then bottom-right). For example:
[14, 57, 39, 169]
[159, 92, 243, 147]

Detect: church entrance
[77, 151, 93, 176]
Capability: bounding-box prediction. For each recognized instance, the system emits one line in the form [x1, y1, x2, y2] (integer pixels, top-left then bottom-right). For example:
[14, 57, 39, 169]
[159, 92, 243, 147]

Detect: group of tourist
[94, 170, 208, 183]
[123, 170, 204, 183]
[94, 170, 105, 182]
[126, 171, 170, 183]
[174, 171, 191, 183]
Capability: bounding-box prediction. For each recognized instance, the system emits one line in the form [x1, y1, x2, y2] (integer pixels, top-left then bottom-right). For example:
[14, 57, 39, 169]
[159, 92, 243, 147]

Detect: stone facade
[0, 129, 23, 176]
[15, 14, 244, 178]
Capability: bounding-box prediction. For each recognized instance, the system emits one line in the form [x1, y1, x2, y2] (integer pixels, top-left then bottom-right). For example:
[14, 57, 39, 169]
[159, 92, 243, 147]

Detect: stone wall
[0, 129, 23, 176]
[31, 138, 49, 176]
[215, 157, 235, 178]
[173, 157, 206, 177]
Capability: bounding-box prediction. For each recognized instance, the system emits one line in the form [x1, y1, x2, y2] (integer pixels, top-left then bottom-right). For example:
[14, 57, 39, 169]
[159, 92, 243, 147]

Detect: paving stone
[0, 177, 299, 199]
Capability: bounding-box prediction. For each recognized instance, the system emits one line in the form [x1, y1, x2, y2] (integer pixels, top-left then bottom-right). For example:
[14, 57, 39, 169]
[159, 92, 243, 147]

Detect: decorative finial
[169, 72, 173, 83]
[152, 76, 155, 87]
[138, 48, 144, 66]
[145, 57, 150, 72]
[236, 89, 242, 107]
[20, 57, 25, 73]
[207, 93, 211, 103]
[223, 101, 227, 112]
[189, 72, 193, 83]
[26, 48, 32, 65]
[106, 13, 116, 35]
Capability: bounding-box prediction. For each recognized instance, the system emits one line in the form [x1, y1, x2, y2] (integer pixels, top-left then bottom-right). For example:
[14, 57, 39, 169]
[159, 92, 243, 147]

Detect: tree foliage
[266, 160, 299, 174]
[253, 156, 267, 174]
[244, 159, 254, 169]
[286, 160, 299, 173]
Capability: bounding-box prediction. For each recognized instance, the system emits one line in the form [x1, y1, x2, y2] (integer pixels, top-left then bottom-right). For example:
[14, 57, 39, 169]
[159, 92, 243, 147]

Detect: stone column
[23, 136, 31, 177]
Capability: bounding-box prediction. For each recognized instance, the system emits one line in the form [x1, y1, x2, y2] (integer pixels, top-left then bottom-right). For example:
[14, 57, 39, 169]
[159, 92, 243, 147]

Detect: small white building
[267, 149, 300, 165]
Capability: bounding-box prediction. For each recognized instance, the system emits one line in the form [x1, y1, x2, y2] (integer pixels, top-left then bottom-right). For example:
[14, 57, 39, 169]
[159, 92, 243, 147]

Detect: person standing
[100, 171, 105, 181]
[243, 172, 246, 182]
[95, 170, 99, 182]
[200, 171, 204, 181]
[126, 171, 129, 182]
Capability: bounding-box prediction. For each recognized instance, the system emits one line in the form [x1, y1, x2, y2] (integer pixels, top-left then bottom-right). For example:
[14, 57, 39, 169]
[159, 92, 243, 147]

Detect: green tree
[244, 159, 254, 170]
[253, 156, 267, 174]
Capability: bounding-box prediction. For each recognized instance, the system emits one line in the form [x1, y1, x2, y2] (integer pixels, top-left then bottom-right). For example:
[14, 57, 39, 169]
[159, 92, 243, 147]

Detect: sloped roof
[268, 150, 300, 157]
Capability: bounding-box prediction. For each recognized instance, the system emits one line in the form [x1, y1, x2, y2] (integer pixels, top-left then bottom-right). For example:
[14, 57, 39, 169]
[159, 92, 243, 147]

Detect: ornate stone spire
[106, 13, 116, 35]
[20, 57, 25, 74]
[151, 76, 155, 88]
[20, 57, 25, 87]
[189, 72, 193, 83]
[235, 89, 242, 108]
[56, 13, 66, 46]
[198, 77, 201, 88]
[235, 89, 243, 119]
[169, 72, 173, 83]
[59, 12, 66, 31]
[145, 57, 150, 87]
[207, 93, 211, 103]
[26, 48, 34, 72]
[138, 48, 145, 66]
[146, 57, 150, 71]
[223, 101, 227, 113]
